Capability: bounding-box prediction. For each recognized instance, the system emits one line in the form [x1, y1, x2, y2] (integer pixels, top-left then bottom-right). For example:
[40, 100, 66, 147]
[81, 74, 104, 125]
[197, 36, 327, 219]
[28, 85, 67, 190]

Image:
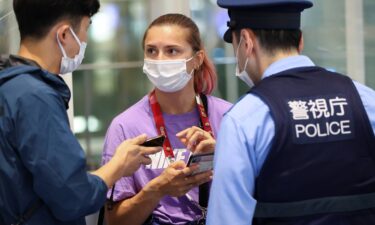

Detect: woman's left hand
[176, 126, 215, 154]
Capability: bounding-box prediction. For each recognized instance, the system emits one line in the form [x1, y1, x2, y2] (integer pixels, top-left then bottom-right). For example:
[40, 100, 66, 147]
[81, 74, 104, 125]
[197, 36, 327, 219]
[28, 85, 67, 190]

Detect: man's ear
[55, 24, 71, 45]
[240, 29, 254, 57]
[298, 33, 304, 53]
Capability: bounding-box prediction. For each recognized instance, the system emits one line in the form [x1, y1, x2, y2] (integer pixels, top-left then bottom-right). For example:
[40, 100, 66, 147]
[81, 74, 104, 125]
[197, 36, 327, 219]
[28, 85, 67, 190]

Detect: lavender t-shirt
[102, 95, 232, 224]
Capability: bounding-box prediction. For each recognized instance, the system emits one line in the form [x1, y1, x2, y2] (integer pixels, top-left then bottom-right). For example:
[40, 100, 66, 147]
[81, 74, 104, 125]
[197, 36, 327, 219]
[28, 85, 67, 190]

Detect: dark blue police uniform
[209, 0, 375, 224]
[251, 66, 375, 224]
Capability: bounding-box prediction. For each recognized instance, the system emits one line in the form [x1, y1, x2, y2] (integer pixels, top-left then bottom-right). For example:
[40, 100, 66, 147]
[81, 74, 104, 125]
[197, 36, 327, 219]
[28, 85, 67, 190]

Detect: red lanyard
[149, 90, 214, 161]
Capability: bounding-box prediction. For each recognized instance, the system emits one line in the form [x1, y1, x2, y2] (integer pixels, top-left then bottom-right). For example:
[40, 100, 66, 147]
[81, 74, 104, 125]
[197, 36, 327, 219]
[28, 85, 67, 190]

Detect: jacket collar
[0, 55, 71, 109]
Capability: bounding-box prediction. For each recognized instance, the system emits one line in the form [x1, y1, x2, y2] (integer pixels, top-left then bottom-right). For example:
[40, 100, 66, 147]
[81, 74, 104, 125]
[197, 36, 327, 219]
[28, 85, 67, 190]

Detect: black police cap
[217, 0, 313, 43]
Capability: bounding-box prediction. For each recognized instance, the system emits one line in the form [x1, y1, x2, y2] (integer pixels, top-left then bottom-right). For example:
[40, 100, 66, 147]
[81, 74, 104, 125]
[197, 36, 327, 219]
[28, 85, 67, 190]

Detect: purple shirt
[102, 94, 232, 224]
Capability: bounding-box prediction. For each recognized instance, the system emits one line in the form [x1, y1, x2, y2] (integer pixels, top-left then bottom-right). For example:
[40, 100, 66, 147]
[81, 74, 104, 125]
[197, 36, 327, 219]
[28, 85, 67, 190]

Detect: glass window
[73, 67, 150, 168]
[73, 0, 152, 168]
[302, 0, 347, 73]
[364, 0, 375, 88]
[0, 1, 19, 53]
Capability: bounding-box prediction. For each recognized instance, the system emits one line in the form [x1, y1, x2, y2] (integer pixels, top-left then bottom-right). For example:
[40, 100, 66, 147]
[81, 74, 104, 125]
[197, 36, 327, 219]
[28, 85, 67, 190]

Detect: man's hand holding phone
[140, 135, 165, 147]
[114, 134, 163, 177]
[93, 134, 162, 188]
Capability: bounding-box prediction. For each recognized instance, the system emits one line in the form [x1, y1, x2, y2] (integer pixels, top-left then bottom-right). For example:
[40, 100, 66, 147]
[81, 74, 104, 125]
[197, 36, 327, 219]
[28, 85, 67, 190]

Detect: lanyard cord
[148, 90, 213, 161]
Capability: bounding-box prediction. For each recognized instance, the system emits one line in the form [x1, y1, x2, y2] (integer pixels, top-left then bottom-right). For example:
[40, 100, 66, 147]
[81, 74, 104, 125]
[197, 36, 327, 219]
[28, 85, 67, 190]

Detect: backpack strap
[198, 94, 210, 208]
[97, 184, 116, 225]
[11, 199, 43, 225]
[200, 94, 208, 114]
[97, 207, 105, 225]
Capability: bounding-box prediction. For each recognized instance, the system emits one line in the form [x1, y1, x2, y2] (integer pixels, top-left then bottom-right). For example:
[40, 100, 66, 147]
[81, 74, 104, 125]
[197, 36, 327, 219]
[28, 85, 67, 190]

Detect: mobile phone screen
[141, 135, 165, 147]
[187, 152, 214, 175]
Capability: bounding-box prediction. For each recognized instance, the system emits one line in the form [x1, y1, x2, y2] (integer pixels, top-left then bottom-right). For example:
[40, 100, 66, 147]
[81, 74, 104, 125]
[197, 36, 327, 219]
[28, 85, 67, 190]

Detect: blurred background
[1, 0, 375, 171]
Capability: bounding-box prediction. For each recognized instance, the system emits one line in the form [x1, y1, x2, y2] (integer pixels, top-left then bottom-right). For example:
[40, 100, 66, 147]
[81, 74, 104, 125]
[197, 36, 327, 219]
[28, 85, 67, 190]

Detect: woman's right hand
[176, 126, 216, 154]
[144, 160, 212, 198]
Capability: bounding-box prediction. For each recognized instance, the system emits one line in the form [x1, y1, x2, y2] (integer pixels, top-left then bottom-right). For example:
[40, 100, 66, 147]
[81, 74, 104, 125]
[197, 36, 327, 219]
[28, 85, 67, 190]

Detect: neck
[155, 83, 196, 115]
[255, 49, 299, 80]
[18, 37, 61, 75]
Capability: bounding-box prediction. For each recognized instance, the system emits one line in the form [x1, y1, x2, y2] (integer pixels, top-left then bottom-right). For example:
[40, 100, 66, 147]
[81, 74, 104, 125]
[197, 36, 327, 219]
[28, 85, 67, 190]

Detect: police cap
[217, 0, 313, 43]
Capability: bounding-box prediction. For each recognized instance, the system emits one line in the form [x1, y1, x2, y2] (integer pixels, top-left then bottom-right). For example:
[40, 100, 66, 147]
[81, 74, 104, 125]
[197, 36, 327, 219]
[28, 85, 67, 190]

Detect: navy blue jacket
[0, 55, 107, 225]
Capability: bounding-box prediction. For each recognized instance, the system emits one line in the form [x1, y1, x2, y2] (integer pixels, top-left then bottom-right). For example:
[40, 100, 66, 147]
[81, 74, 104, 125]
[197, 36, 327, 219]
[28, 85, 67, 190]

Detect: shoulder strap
[199, 183, 210, 208]
[198, 94, 210, 208]
[97, 184, 116, 225]
[200, 94, 208, 113]
[97, 207, 105, 225]
[12, 199, 43, 225]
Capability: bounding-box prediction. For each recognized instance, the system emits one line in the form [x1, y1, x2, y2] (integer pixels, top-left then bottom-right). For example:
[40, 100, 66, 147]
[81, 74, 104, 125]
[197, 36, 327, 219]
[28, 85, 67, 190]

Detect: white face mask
[235, 37, 254, 88]
[57, 27, 87, 75]
[143, 57, 194, 93]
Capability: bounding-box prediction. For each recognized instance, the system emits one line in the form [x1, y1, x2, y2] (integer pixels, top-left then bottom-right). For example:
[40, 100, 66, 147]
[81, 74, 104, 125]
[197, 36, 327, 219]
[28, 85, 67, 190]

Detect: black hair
[235, 29, 302, 55]
[13, 0, 100, 40]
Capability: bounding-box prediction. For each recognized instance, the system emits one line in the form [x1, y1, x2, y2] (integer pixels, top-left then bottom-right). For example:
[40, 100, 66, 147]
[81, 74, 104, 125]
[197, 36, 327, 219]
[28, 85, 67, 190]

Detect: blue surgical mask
[235, 37, 254, 88]
[57, 27, 87, 74]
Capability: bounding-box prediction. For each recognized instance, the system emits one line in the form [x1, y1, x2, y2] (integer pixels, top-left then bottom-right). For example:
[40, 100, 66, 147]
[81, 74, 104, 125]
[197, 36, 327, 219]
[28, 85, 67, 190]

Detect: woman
[102, 14, 232, 225]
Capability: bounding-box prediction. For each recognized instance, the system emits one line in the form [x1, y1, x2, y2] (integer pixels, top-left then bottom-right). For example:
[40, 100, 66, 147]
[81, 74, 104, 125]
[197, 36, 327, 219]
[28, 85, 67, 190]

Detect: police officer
[207, 0, 375, 224]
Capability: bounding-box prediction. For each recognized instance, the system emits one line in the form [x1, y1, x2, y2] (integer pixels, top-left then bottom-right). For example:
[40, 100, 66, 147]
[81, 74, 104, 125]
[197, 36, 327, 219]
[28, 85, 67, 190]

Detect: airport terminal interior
[1, 0, 375, 223]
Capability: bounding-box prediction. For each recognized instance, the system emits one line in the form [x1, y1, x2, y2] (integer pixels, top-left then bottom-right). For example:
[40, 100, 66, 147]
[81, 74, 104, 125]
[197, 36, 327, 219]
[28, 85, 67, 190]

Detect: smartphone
[140, 135, 165, 147]
[187, 152, 214, 176]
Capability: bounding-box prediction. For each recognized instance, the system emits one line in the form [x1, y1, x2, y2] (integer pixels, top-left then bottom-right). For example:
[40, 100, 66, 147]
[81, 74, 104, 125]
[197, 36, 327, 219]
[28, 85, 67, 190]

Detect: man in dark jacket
[0, 1, 161, 224]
